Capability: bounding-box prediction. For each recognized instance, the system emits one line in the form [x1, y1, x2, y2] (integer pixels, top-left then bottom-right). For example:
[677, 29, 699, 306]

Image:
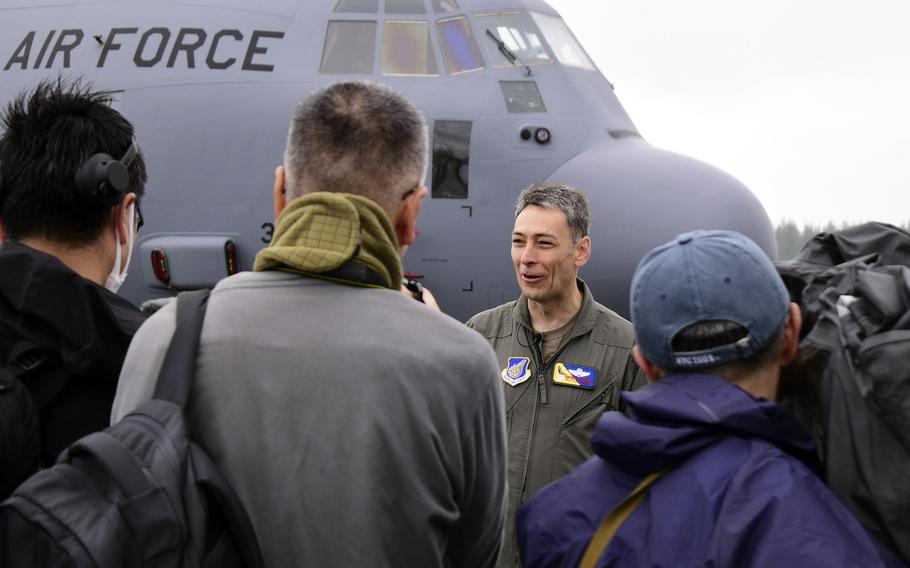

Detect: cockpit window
[474, 11, 552, 68]
[432, 121, 472, 199]
[382, 21, 438, 75]
[530, 12, 595, 70]
[499, 81, 547, 113]
[437, 16, 484, 74]
[333, 0, 378, 13]
[385, 0, 426, 14]
[431, 0, 459, 13]
[321, 21, 377, 74]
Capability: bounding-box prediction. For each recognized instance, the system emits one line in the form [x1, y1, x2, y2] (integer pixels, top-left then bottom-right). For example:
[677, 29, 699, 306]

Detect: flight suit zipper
[513, 328, 545, 568]
[532, 335, 548, 406]
[521, 328, 575, 498]
[513, 332, 580, 567]
[519, 323, 590, 502]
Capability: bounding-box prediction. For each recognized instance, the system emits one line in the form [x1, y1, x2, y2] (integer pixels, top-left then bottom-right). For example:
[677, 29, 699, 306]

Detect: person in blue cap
[517, 230, 902, 567]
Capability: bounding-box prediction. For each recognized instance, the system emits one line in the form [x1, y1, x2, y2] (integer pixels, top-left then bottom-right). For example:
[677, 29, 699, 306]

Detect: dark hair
[0, 78, 147, 244]
[284, 81, 427, 216]
[665, 319, 785, 381]
[671, 320, 749, 352]
[516, 182, 589, 244]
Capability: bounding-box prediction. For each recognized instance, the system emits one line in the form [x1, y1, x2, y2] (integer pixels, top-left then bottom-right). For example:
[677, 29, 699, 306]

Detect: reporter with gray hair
[518, 230, 900, 567]
[112, 81, 506, 567]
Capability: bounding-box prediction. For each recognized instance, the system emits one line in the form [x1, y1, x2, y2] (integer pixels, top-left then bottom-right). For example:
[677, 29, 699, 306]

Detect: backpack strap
[578, 467, 669, 568]
[65, 432, 156, 499]
[190, 444, 265, 568]
[152, 290, 211, 407]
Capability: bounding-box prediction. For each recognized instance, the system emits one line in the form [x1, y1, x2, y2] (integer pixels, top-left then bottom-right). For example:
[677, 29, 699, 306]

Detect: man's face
[511, 205, 587, 305]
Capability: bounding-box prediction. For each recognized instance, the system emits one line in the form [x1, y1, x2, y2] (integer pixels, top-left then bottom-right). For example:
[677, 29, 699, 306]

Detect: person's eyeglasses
[135, 201, 144, 232]
[401, 182, 421, 201]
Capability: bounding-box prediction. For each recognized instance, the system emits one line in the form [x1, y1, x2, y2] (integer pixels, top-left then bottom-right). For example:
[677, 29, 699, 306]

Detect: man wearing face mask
[0, 79, 148, 497]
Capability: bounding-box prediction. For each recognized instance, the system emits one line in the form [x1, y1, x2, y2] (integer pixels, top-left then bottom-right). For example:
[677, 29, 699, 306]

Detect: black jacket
[0, 241, 145, 466]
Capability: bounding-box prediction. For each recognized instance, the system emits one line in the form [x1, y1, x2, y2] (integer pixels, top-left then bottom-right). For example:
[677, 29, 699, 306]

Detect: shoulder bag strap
[152, 289, 211, 407]
[578, 466, 669, 568]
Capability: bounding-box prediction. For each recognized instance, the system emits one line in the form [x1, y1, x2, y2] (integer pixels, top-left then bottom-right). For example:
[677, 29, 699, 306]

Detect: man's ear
[112, 193, 137, 245]
[779, 303, 803, 366]
[574, 235, 591, 268]
[632, 345, 663, 383]
[393, 185, 427, 247]
[273, 165, 287, 221]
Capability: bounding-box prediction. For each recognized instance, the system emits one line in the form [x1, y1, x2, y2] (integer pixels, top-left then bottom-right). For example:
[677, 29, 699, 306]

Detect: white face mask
[105, 203, 136, 293]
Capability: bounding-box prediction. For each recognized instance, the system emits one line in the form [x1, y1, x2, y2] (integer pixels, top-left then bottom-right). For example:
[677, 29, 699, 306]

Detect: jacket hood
[592, 373, 819, 475]
[0, 242, 145, 377]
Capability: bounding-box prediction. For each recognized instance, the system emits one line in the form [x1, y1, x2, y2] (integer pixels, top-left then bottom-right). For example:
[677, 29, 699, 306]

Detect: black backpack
[777, 222, 910, 564]
[0, 290, 264, 568]
[0, 340, 69, 499]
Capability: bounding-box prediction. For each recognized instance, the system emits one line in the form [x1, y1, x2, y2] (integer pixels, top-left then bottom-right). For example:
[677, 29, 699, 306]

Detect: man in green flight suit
[467, 182, 645, 568]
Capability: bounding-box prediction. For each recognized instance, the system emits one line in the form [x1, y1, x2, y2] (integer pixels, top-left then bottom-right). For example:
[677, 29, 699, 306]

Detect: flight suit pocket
[551, 380, 615, 480]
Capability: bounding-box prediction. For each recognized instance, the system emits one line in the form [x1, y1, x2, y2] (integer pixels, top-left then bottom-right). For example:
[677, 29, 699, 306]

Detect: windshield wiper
[485, 29, 532, 77]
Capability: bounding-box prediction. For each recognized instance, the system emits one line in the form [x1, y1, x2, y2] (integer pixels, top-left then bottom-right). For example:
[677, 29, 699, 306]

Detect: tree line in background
[775, 219, 910, 260]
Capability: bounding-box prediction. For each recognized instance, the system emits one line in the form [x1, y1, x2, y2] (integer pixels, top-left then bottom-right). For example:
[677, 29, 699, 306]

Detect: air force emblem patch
[553, 362, 596, 389]
[501, 357, 532, 387]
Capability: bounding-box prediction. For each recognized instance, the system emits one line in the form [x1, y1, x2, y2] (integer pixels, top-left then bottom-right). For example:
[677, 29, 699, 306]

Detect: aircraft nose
[545, 138, 776, 314]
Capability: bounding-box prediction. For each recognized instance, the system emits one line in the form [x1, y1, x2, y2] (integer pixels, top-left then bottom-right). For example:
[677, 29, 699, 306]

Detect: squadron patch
[501, 357, 532, 387]
[552, 362, 596, 389]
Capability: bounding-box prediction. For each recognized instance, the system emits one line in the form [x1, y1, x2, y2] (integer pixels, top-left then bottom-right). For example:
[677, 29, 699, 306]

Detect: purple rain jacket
[517, 373, 902, 568]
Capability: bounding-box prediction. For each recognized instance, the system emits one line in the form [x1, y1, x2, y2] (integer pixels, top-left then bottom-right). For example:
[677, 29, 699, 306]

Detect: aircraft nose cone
[546, 138, 775, 315]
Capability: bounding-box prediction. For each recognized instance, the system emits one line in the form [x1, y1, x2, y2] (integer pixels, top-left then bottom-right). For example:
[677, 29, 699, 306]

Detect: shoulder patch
[501, 357, 532, 387]
[553, 362, 596, 389]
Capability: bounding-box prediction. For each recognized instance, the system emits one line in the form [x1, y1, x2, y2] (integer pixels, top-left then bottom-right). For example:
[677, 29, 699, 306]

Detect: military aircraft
[0, 0, 775, 321]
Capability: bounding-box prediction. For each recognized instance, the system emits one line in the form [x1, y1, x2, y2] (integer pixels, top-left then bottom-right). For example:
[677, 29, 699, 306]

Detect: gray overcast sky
[548, 0, 910, 226]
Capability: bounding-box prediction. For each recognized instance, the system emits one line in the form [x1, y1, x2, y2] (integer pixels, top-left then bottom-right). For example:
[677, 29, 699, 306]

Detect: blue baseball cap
[630, 230, 790, 369]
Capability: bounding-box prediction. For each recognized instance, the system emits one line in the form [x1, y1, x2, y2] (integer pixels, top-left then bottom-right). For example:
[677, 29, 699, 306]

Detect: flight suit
[466, 279, 644, 568]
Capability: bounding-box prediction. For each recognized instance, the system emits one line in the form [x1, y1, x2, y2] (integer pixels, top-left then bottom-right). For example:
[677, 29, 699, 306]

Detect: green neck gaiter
[253, 192, 402, 290]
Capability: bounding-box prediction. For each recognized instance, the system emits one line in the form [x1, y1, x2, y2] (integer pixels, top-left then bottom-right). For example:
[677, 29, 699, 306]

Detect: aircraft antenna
[485, 29, 532, 77]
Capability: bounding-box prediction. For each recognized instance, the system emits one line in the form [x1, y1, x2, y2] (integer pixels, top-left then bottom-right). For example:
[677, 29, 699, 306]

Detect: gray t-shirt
[112, 271, 507, 567]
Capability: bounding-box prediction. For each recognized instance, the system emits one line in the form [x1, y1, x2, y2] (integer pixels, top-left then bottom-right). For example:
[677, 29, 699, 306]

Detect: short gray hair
[516, 182, 589, 243]
[284, 81, 428, 216]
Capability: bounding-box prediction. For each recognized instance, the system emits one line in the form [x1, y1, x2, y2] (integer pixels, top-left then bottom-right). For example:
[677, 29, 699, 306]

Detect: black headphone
[73, 137, 139, 204]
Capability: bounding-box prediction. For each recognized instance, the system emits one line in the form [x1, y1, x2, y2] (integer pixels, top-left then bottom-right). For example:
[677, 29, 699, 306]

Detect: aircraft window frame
[333, 0, 379, 13]
[385, 0, 426, 15]
[431, 120, 472, 200]
[530, 12, 595, 71]
[436, 16, 485, 75]
[320, 20, 378, 74]
[431, 0, 459, 13]
[473, 11, 554, 68]
[381, 20, 440, 76]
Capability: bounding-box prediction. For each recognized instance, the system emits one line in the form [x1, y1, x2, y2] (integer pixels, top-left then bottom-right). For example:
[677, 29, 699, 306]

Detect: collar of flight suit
[511, 278, 599, 343]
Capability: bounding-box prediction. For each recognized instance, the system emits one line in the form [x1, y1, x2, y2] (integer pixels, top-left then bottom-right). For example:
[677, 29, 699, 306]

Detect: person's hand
[401, 281, 441, 311]
[419, 285, 440, 311]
